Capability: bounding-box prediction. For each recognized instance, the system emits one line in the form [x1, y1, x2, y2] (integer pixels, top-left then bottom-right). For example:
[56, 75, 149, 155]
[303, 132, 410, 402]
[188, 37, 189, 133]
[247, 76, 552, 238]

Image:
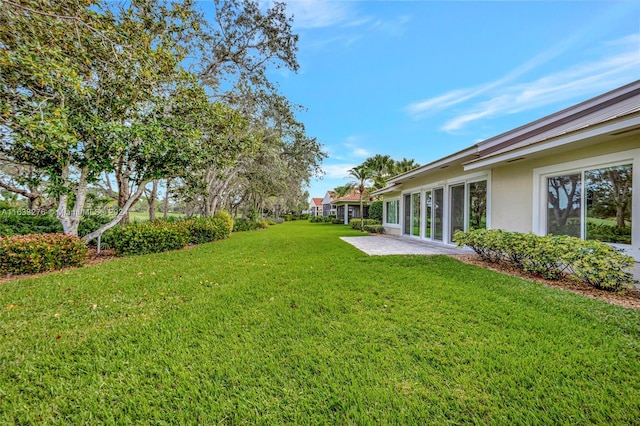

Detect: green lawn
[1, 221, 639, 423]
[128, 211, 185, 222]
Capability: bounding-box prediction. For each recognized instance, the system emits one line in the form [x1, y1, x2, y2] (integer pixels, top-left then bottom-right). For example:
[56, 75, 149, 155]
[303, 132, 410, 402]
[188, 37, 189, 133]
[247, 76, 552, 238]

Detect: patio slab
[340, 235, 474, 256]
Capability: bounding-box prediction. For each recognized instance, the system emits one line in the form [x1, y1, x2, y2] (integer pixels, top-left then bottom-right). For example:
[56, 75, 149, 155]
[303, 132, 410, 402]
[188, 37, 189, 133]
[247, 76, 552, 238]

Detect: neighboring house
[308, 197, 323, 216]
[321, 191, 336, 217]
[373, 80, 640, 261]
[332, 191, 370, 225]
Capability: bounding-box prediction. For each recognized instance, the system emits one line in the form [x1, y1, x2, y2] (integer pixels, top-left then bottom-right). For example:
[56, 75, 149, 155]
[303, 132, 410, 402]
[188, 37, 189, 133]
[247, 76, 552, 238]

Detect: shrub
[369, 201, 383, 222]
[350, 218, 381, 230]
[284, 214, 293, 222]
[213, 210, 234, 234]
[0, 233, 88, 275]
[233, 218, 268, 232]
[331, 218, 345, 225]
[309, 216, 332, 223]
[454, 229, 634, 290]
[183, 216, 232, 245]
[363, 225, 385, 234]
[111, 221, 188, 256]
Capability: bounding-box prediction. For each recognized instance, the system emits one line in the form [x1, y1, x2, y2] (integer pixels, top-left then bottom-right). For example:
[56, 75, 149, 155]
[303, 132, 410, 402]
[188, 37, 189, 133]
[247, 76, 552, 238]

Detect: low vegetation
[454, 228, 635, 290]
[0, 234, 87, 275]
[1, 222, 639, 423]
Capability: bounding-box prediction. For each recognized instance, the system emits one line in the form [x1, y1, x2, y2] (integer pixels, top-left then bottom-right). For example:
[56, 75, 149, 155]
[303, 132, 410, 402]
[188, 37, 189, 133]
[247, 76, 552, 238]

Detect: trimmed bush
[363, 225, 385, 234]
[368, 201, 383, 222]
[309, 216, 332, 223]
[349, 218, 381, 230]
[183, 216, 232, 245]
[233, 218, 268, 232]
[0, 233, 88, 275]
[111, 221, 188, 256]
[454, 229, 634, 290]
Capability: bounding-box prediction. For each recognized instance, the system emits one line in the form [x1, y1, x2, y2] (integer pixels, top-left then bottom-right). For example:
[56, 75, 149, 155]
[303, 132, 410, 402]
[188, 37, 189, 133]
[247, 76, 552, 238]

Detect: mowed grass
[1, 222, 639, 424]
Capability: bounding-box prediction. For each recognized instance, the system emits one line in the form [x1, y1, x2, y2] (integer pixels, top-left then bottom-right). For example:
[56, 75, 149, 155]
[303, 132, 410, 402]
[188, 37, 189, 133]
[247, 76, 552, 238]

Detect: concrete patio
[340, 235, 473, 256]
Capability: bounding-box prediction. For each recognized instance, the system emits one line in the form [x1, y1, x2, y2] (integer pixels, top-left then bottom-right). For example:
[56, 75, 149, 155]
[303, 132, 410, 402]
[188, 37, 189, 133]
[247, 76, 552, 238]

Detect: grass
[128, 211, 185, 222]
[1, 221, 639, 423]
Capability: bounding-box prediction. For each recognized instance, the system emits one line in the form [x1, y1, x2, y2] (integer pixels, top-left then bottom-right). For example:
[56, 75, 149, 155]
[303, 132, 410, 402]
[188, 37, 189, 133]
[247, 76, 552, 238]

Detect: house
[308, 197, 323, 216]
[332, 190, 370, 225]
[373, 80, 640, 261]
[321, 191, 336, 217]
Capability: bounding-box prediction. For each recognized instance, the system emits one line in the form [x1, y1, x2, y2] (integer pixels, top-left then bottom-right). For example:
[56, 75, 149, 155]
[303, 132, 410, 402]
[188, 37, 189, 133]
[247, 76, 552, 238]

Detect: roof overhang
[371, 183, 403, 196]
[385, 146, 479, 185]
[464, 113, 640, 171]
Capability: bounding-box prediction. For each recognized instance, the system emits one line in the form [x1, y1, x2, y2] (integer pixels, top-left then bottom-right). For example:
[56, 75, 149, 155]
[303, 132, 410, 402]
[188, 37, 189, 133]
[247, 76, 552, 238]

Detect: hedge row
[111, 211, 233, 256]
[454, 229, 635, 291]
[350, 219, 382, 230]
[232, 218, 269, 232]
[0, 234, 88, 276]
[309, 216, 333, 223]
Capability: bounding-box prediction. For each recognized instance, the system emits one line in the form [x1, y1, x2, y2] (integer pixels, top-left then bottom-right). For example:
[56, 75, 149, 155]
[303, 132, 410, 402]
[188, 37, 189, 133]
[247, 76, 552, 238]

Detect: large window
[403, 193, 421, 236]
[385, 200, 399, 225]
[449, 184, 465, 242]
[468, 180, 487, 231]
[546, 164, 632, 243]
[433, 188, 444, 241]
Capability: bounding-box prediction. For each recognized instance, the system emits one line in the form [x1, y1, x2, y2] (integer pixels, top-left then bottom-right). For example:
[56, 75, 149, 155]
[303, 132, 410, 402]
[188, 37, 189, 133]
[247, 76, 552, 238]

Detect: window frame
[533, 149, 639, 255]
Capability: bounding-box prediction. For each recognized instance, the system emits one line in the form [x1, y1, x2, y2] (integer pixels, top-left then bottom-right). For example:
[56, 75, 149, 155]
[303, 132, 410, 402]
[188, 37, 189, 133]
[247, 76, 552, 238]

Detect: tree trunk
[57, 166, 89, 236]
[116, 166, 130, 226]
[163, 178, 171, 220]
[82, 181, 150, 243]
[148, 179, 157, 221]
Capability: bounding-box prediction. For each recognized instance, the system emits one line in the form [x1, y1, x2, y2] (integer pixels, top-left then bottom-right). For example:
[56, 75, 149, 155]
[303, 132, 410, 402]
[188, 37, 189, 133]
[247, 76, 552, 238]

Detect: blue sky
[262, 0, 640, 199]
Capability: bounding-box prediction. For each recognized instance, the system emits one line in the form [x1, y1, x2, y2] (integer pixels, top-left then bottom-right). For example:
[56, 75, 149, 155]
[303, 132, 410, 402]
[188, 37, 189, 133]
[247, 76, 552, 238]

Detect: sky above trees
[253, 0, 640, 198]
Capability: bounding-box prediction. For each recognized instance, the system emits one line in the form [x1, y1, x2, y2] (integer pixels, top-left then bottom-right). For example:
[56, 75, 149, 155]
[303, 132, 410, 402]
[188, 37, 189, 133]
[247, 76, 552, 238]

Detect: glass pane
[450, 184, 465, 242]
[585, 164, 632, 244]
[403, 194, 411, 235]
[547, 174, 581, 237]
[386, 200, 398, 224]
[468, 181, 487, 230]
[434, 188, 443, 241]
[425, 191, 432, 238]
[411, 193, 421, 236]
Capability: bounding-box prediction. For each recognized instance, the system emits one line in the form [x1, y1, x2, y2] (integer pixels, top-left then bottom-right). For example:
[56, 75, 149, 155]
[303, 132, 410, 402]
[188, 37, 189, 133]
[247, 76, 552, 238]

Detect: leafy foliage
[368, 201, 383, 221]
[0, 233, 87, 275]
[309, 216, 333, 223]
[350, 219, 381, 230]
[111, 221, 189, 256]
[363, 224, 385, 234]
[232, 218, 268, 232]
[454, 229, 635, 290]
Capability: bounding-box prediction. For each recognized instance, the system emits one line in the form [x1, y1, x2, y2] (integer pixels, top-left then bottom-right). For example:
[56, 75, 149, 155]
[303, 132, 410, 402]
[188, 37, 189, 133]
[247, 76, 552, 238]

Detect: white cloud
[441, 40, 640, 131]
[344, 135, 370, 158]
[322, 163, 356, 179]
[280, 0, 354, 29]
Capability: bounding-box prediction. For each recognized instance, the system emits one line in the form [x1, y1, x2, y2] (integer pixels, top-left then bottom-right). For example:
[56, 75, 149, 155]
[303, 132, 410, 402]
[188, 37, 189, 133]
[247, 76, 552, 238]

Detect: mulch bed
[452, 254, 640, 310]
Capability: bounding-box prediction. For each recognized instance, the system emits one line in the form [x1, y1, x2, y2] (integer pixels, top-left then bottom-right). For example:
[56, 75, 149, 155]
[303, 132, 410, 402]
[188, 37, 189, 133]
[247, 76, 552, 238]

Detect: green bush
[309, 216, 332, 223]
[182, 216, 232, 245]
[363, 225, 385, 234]
[233, 218, 268, 232]
[368, 201, 383, 222]
[111, 221, 189, 256]
[213, 210, 234, 233]
[331, 218, 345, 225]
[454, 229, 634, 290]
[350, 218, 381, 230]
[284, 214, 293, 222]
[0, 233, 88, 275]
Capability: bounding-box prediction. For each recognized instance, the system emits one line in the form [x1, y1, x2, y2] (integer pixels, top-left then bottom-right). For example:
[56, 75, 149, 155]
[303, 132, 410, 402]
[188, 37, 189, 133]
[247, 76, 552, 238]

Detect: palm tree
[332, 184, 353, 198]
[347, 165, 376, 231]
[393, 158, 420, 175]
[363, 154, 395, 189]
